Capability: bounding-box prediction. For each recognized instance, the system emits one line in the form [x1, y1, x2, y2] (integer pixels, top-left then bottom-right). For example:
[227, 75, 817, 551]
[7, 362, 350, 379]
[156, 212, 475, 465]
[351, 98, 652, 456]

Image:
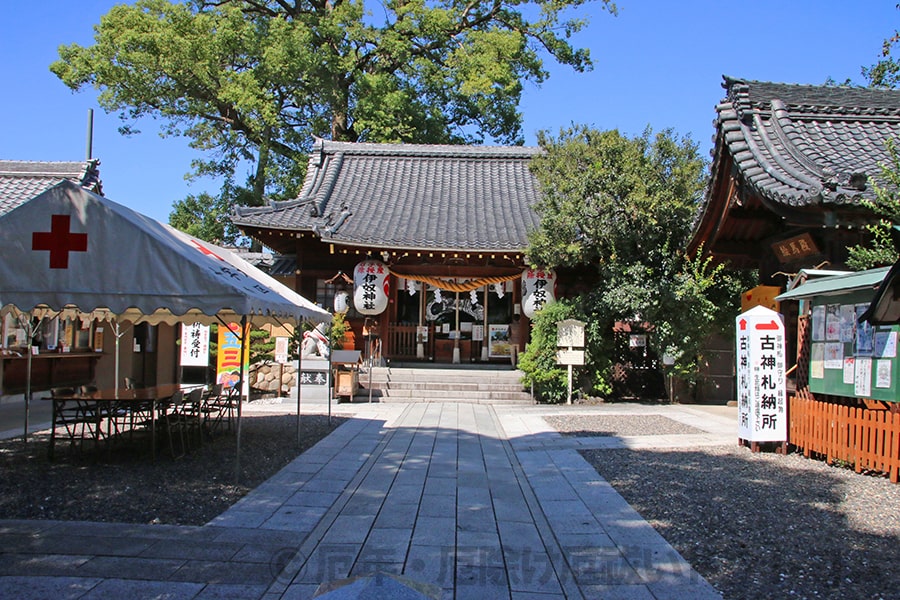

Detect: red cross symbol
[32, 214, 88, 269]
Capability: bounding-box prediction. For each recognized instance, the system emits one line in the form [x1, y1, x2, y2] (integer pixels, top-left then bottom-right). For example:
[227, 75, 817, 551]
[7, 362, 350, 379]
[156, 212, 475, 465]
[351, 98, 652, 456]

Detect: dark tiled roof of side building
[0, 159, 102, 215]
[712, 76, 900, 208]
[232, 139, 544, 252]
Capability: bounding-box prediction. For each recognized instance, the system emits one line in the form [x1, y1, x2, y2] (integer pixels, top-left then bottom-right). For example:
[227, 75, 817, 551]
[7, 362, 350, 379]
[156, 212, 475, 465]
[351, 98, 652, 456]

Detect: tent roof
[775, 267, 889, 301]
[0, 181, 330, 325]
[857, 260, 900, 325]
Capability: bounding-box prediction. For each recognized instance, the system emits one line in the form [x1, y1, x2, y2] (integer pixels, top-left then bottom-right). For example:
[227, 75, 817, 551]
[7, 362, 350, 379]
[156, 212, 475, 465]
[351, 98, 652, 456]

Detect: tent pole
[327, 339, 333, 426]
[114, 321, 120, 390]
[24, 342, 31, 442]
[18, 314, 37, 443]
[296, 323, 303, 447]
[235, 316, 248, 484]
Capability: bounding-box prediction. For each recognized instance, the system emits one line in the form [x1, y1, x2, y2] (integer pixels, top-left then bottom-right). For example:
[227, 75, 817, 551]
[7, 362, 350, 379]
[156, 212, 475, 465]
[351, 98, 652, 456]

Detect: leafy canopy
[523, 126, 745, 395]
[52, 0, 615, 240]
[846, 12, 900, 270]
[52, 0, 616, 167]
[864, 5, 900, 89]
[847, 138, 900, 270]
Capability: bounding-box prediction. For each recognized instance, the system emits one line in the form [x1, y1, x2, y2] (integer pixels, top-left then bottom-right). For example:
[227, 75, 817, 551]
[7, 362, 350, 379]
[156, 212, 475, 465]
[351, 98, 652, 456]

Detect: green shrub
[518, 300, 580, 403]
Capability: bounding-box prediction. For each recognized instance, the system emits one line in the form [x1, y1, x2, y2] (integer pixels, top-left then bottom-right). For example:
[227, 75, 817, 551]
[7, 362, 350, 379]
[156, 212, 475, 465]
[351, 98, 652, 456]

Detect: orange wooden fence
[789, 393, 900, 483]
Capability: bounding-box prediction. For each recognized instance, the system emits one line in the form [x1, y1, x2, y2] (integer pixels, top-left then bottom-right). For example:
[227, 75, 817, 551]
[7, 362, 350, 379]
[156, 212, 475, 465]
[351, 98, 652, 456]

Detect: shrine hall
[232, 140, 567, 364]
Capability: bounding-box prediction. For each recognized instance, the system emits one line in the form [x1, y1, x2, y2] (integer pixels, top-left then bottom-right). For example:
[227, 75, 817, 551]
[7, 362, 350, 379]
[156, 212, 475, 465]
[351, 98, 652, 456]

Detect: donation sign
[736, 306, 787, 442]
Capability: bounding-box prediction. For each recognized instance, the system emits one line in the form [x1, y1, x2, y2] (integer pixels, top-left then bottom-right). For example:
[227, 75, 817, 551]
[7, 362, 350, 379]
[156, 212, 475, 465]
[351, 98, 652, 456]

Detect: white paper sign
[736, 306, 787, 442]
[843, 357, 855, 385]
[854, 357, 872, 397]
[274, 336, 289, 364]
[876, 359, 892, 389]
[180, 322, 210, 367]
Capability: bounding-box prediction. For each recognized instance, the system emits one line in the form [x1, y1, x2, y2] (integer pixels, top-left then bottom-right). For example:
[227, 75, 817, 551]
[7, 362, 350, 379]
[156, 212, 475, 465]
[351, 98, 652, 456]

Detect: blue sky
[1, 1, 897, 223]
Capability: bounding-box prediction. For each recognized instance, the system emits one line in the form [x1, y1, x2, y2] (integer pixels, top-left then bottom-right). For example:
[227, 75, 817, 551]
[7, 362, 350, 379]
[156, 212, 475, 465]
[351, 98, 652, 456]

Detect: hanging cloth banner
[388, 270, 520, 293]
[217, 321, 250, 389]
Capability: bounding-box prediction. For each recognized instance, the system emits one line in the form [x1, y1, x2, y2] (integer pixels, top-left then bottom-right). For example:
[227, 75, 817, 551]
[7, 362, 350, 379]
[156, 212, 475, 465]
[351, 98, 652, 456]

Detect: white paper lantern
[353, 259, 390, 315]
[521, 268, 556, 319]
[333, 291, 350, 313]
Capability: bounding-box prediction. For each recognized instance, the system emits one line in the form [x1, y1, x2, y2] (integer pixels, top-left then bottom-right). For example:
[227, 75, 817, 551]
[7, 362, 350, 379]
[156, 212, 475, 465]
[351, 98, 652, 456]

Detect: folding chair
[161, 389, 186, 459]
[180, 387, 205, 449]
[49, 387, 102, 456]
[206, 385, 239, 435]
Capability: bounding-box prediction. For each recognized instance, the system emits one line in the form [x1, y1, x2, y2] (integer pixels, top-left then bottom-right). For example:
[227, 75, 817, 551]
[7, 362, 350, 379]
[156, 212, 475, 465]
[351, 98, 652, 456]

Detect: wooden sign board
[557, 319, 585, 348]
[557, 349, 585, 365]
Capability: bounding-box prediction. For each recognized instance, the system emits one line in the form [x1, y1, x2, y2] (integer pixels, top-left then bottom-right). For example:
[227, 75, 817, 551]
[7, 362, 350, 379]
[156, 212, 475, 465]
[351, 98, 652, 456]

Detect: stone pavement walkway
[0, 402, 733, 599]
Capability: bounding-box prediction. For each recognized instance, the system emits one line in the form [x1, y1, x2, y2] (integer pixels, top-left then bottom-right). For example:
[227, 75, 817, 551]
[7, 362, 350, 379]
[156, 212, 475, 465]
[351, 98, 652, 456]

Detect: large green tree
[864, 5, 900, 89]
[523, 125, 745, 399]
[846, 139, 900, 270]
[845, 10, 900, 269]
[51, 0, 616, 225]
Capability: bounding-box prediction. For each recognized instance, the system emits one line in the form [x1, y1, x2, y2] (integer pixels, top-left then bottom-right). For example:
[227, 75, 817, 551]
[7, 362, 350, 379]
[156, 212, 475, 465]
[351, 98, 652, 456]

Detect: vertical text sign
[736, 306, 787, 442]
[180, 322, 210, 367]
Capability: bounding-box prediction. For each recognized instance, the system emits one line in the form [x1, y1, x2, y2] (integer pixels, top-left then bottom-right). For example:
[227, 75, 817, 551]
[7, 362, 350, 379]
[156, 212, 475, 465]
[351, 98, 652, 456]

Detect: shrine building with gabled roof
[689, 76, 900, 278]
[232, 139, 562, 364]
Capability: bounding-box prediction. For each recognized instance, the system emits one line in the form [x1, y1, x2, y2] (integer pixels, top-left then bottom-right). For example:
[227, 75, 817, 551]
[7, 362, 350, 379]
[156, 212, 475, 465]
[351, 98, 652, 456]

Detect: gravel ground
[565, 416, 900, 600]
[544, 413, 705, 437]
[0, 407, 346, 525]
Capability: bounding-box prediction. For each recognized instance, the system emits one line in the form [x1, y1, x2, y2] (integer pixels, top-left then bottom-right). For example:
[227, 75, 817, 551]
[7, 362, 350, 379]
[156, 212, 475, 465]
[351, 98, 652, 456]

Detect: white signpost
[736, 306, 788, 449]
[557, 319, 586, 405]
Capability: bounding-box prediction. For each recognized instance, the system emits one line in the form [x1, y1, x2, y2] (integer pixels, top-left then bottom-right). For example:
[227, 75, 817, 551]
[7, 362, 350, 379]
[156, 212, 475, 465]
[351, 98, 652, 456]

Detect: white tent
[0, 181, 329, 325]
[0, 181, 330, 474]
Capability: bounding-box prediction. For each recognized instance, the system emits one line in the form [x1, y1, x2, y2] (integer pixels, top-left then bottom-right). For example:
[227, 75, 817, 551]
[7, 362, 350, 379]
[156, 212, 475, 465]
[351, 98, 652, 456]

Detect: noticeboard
[807, 289, 900, 403]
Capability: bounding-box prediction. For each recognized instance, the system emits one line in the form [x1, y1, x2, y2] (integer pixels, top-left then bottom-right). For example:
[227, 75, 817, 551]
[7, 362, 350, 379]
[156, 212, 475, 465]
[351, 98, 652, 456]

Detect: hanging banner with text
[736, 306, 787, 442]
[216, 322, 250, 389]
[180, 322, 210, 367]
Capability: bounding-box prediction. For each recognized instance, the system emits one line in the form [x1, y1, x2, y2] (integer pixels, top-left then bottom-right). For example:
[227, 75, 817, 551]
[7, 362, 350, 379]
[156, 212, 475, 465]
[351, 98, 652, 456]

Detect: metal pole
[482, 286, 489, 362]
[567, 363, 573, 405]
[366, 317, 374, 403]
[86, 109, 93, 160]
[453, 291, 461, 364]
[24, 343, 32, 442]
[235, 317, 247, 483]
[327, 343, 333, 425]
[20, 316, 37, 442]
[296, 328, 303, 447]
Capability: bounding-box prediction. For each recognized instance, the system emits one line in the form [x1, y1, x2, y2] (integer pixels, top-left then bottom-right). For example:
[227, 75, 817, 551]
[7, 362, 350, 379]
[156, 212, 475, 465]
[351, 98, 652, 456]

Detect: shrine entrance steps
[351, 365, 534, 405]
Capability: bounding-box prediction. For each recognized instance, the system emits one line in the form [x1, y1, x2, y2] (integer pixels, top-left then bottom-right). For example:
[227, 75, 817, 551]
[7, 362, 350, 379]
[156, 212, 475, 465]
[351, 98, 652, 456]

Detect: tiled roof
[0, 160, 102, 215]
[232, 140, 543, 252]
[714, 76, 900, 208]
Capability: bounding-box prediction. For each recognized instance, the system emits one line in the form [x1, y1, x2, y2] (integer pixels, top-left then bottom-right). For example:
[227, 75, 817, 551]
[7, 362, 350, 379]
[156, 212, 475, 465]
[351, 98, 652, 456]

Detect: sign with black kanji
[736, 306, 787, 442]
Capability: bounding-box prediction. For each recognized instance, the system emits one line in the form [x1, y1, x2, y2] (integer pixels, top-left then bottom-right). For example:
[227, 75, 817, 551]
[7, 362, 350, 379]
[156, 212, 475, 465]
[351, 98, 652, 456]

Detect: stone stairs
[352, 365, 534, 405]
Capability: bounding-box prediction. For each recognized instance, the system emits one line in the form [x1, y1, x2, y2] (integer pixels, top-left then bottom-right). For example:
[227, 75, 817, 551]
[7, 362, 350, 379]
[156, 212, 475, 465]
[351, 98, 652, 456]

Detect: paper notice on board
[825, 304, 841, 340]
[812, 305, 826, 341]
[843, 357, 855, 384]
[855, 357, 872, 396]
[840, 305, 856, 343]
[876, 359, 892, 389]
[824, 342, 843, 369]
[875, 330, 897, 358]
[810, 344, 825, 379]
